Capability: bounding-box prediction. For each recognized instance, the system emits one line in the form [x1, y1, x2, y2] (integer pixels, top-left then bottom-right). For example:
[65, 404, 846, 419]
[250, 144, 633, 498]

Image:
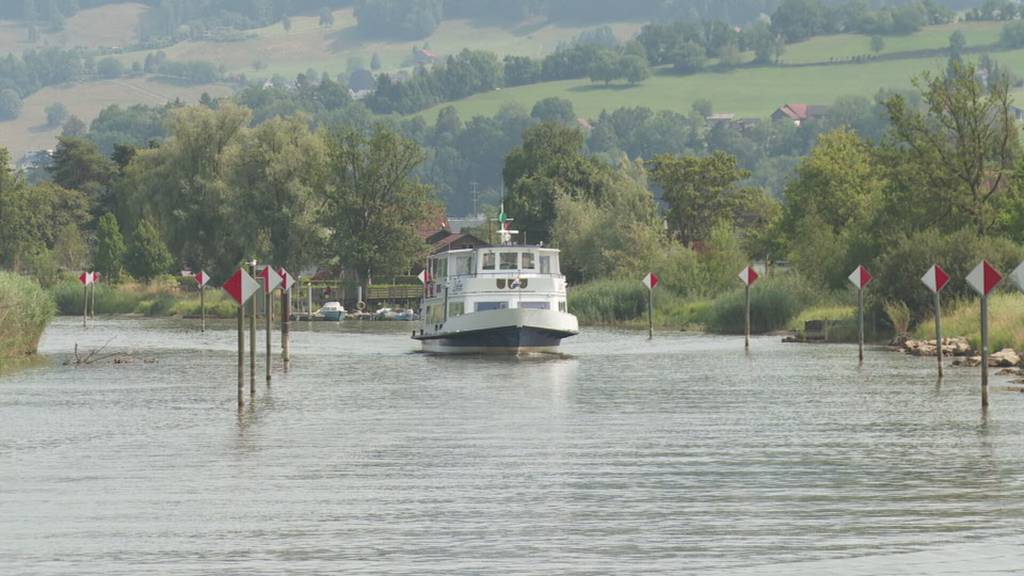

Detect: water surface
[2, 317, 1022, 574]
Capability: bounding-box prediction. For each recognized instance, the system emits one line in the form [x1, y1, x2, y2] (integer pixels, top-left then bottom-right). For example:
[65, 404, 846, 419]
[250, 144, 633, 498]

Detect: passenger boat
[412, 211, 579, 354]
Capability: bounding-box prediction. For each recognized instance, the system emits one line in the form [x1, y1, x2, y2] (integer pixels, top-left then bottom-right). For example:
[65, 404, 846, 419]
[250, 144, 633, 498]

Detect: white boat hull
[414, 308, 579, 354]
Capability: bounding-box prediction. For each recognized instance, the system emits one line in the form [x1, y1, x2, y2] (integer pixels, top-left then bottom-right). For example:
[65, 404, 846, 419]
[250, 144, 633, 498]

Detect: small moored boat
[314, 301, 346, 321]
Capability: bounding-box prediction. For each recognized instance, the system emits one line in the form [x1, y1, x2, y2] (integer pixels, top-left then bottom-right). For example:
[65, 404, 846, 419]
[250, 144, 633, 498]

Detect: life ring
[356, 300, 366, 311]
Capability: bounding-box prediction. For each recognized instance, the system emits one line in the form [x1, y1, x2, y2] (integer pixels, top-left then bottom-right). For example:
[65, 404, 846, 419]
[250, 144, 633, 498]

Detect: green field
[416, 54, 961, 120]
[112, 8, 643, 80]
[781, 21, 1004, 65]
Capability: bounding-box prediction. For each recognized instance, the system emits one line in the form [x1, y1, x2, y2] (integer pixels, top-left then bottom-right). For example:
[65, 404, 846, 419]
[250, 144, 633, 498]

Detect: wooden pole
[307, 282, 313, 326]
[82, 282, 88, 328]
[981, 295, 989, 409]
[90, 282, 95, 319]
[745, 284, 751, 349]
[265, 284, 272, 385]
[282, 288, 291, 371]
[200, 284, 206, 333]
[647, 287, 653, 340]
[934, 290, 943, 378]
[237, 303, 244, 408]
[858, 287, 865, 363]
[250, 261, 257, 396]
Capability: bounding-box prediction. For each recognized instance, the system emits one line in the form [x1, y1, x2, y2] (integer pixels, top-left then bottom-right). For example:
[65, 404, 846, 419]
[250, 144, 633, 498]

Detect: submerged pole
[250, 260, 257, 396]
[82, 281, 88, 328]
[647, 286, 653, 340]
[200, 283, 206, 333]
[90, 282, 96, 319]
[237, 302, 244, 408]
[981, 295, 989, 409]
[265, 282, 272, 386]
[282, 288, 291, 371]
[745, 284, 751, 350]
[858, 287, 865, 363]
[934, 290, 943, 378]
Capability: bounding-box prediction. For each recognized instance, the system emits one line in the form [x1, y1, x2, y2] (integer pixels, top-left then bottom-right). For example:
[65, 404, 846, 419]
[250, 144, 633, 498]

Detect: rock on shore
[897, 337, 973, 357]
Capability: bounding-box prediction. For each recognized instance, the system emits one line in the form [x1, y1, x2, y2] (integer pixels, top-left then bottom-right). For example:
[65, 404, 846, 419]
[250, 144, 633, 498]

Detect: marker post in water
[278, 268, 295, 372]
[223, 267, 259, 408]
[738, 266, 760, 349]
[249, 260, 258, 395]
[259, 265, 283, 385]
[967, 260, 1003, 409]
[921, 264, 950, 378]
[848, 265, 873, 363]
[195, 270, 210, 332]
[78, 271, 94, 327]
[642, 272, 658, 339]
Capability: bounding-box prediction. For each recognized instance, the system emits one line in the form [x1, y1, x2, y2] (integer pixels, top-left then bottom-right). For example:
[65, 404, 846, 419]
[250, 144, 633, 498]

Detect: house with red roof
[771, 104, 830, 126]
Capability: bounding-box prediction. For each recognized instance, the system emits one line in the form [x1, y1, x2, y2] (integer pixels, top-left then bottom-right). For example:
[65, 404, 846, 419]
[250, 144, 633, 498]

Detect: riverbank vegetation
[52, 279, 237, 319]
[914, 292, 1024, 352]
[0, 272, 55, 365]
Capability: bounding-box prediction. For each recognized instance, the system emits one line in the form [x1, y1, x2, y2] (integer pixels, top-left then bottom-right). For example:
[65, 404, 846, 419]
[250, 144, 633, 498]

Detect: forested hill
[0, 1, 985, 40]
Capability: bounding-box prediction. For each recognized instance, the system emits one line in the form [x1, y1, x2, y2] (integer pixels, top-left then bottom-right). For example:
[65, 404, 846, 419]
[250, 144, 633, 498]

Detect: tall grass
[0, 272, 56, 360]
[51, 280, 237, 318]
[915, 292, 1024, 352]
[703, 274, 824, 334]
[568, 278, 710, 328]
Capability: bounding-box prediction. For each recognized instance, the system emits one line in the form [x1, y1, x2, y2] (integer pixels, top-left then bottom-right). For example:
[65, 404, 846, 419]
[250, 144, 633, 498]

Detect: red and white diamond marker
[848, 265, 873, 290]
[223, 268, 259, 306]
[738, 266, 759, 286]
[277, 267, 295, 292]
[920, 264, 949, 294]
[418, 270, 430, 284]
[642, 272, 659, 290]
[258, 265, 282, 294]
[967, 260, 1002, 297]
[78, 271, 94, 286]
[195, 270, 209, 287]
[1010, 261, 1024, 292]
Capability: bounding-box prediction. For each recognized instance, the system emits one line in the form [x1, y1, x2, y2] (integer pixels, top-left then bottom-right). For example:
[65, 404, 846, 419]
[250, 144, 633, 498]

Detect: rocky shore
[895, 336, 1021, 368]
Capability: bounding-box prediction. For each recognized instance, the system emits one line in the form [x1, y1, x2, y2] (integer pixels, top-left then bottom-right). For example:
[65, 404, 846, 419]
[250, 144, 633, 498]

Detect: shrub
[884, 300, 911, 335]
[0, 272, 55, 359]
[875, 228, 1024, 323]
[703, 274, 822, 334]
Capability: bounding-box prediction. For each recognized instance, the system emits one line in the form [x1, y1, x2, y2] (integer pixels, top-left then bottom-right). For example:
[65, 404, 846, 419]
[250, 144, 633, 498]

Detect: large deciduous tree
[650, 151, 765, 247]
[885, 60, 1021, 237]
[319, 125, 433, 287]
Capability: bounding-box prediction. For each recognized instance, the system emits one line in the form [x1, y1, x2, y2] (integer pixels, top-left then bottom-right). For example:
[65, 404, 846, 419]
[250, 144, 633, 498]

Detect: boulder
[953, 356, 983, 368]
[989, 348, 1021, 367]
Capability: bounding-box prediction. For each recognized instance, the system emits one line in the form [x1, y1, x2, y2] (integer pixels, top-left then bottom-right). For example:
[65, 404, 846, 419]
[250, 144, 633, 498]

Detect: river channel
[2, 317, 1023, 574]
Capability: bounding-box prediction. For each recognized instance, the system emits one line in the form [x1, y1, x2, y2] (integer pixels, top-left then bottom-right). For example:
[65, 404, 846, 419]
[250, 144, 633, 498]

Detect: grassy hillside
[114, 8, 644, 80]
[782, 21, 1003, 65]
[417, 55, 956, 120]
[1, 78, 234, 160]
[0, 2, 144, 54]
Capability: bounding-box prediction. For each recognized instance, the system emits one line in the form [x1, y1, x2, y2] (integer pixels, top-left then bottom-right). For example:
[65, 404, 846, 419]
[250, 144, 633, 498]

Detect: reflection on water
[0, 317, 1022, 575]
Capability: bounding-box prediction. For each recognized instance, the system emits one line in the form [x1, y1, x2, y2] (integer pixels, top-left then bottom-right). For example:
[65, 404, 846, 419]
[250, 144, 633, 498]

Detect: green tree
[371, 52, 382, 70]
[885, 60, 1020, 236]
[588, 49, 621, 85]
[620, 54, 651, 85]
[870, 35, 885, 54]
[530, 97, 575, 124]
[319, 7, 335, 27]
[0, 89, 22, 120]
[61, 115, 86, 137]
[650, 151, 760, 247]
[949, 29, 967, 56]
[504, 122, 614, 243]
[671, 41, 707, 74]
[94, 212, 126, 281]
[227, 115, 324, 271]
[319, 124, 433, 287]
[45, 102, 68, 127]
[126, 218, 173, 282]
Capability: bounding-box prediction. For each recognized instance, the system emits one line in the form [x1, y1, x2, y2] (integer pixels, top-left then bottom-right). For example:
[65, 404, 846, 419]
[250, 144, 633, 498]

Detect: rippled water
[2, 317, 1023, 575]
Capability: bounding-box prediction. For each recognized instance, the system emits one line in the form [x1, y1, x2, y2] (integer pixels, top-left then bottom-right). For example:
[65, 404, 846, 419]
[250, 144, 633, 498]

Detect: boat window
[428, 305, 443, 324]
[540, 255, 551, 274]
[482, 252, 496, 270]
[519, 301, 550, 310]
[558, 301, 567, 312]
[448, 302, 464, 317]
[500, 252, 518, 270]
[455, 255, 474, 275]
[476, 301, 508, 312]
[521, 252, 535, 270]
